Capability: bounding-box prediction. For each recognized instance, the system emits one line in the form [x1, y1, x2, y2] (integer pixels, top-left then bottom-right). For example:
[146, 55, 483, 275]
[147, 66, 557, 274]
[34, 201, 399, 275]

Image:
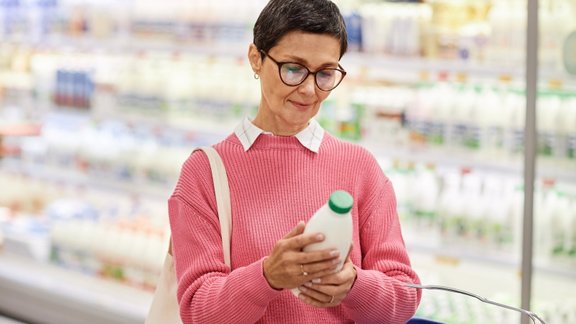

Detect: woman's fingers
[296, 260, 357, 308]
[283, 221, 306, 239]
[264, 222, 334, 289]
[297, 284, 342, 308]
[280, 222, 324, 252]
[299, 255, 340, 276]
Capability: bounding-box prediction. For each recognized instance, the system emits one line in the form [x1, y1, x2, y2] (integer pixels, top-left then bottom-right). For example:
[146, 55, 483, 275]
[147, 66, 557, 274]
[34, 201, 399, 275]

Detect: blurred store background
[0, 0, 575, 323]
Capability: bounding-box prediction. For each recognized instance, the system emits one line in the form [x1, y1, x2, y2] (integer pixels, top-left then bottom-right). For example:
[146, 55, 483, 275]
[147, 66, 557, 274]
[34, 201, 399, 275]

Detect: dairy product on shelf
[537, 95, 561, 158]
[534, 181, 576, 262]
[411, 164, 440, 229]
[383, 160, 413, 222]
[359, 2, 430, 57]
[389, 164, 574, 259]
[564, 97, 576, 160]
[485, 0, 526, 67]
[0, 176, 169, 290]
[399, 83, 570, 164]
[50, 210, 168, 290]
[477, 89, 506, 159]
[539, 0, 576, 72]
[346, 85, 408, 147]
[0, 173, 170, 291]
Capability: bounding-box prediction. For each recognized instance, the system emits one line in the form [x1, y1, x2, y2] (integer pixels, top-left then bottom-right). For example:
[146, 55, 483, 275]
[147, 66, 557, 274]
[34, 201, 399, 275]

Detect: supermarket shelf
[343, 53, 521, 82]
[367, 143, 576, 183]
[407, 240, 576, 281]
[534, 259, 576, 280]
[2, 35, 248, 58]
[407, 240, 520, 270]
[0, 160, 173, 201]
[54, 111, 576, 183]
[408, 250, 522, 300]
[101, 110, 235, 140]
[0, 253, 151, 324]
[343, 52, 576, 88]
[5, 35, 576, 88]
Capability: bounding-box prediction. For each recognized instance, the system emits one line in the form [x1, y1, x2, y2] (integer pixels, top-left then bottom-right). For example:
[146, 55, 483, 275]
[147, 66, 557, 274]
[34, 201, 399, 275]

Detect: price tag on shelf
[547, 79, 563, 90]
[437, 71, 449, 82]
[498, 74, 513, 83]
[434, 254, 460, 267]
[419, 70, 430, 82]
[455, 72, 468, 83]
[0, 124, 42, 137]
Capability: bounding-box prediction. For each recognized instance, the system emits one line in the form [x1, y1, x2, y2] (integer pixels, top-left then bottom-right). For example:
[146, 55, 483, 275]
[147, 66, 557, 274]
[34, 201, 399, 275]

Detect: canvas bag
[146, 146, 231, 324]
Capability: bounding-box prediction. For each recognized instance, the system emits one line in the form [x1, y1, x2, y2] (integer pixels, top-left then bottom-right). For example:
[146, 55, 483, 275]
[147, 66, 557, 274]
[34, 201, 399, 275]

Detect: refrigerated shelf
[0, 253, 151, 324]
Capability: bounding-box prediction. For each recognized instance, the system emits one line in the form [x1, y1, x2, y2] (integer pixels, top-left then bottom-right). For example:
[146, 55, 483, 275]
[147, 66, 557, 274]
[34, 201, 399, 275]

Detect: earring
[254, 73, 260, 80]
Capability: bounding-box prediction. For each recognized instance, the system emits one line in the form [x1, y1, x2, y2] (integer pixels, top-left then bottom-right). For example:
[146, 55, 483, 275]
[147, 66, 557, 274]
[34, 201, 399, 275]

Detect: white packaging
[292, 190, 354, 297]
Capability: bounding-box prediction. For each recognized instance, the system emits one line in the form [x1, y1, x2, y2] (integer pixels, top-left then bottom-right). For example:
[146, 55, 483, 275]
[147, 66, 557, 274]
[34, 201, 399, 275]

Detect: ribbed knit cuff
[242, 258, 284, 306]
[341, 267, 372, 308]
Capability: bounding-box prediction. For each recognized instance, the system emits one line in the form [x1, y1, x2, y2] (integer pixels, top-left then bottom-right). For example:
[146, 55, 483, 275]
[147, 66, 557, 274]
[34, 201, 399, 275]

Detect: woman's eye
[318, 70, 335, 78]
[285, 65, 305, 74]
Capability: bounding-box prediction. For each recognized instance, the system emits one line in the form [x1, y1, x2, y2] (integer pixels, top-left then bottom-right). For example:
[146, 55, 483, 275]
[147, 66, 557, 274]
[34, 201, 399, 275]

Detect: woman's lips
[290, 100, 314, 110]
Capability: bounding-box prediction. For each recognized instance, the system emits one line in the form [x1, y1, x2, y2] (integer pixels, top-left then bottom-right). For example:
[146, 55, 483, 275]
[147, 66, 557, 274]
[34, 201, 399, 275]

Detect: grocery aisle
[0, 0, 575, 323]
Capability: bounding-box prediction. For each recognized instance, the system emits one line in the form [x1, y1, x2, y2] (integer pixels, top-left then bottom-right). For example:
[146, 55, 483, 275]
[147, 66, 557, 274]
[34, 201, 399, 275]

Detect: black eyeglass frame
[259, 50, 347, 91]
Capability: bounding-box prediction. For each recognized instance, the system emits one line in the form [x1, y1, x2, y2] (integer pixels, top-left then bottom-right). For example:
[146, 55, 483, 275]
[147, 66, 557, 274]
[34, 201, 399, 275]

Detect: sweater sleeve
[341, 156, 422, 323]
[168, 152, 281, 324]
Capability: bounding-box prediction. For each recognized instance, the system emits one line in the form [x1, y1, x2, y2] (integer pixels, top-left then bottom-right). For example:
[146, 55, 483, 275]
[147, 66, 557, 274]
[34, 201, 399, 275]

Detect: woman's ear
[248, 43, 262, 74]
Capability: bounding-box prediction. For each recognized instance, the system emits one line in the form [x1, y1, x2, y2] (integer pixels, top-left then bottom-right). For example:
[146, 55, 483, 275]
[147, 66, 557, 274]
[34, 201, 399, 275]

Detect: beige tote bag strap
[167, 146, 231, 267]
[168, 146, 231, 265]
[147, 146, 231, 324]
[193, 146, 232, 266]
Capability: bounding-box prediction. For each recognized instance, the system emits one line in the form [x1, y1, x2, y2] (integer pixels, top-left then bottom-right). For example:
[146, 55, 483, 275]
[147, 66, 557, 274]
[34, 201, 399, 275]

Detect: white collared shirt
[234, 117, 324, 153]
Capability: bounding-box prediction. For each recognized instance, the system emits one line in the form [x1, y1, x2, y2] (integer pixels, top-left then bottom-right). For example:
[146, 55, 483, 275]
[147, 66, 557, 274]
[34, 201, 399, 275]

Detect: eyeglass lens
[280, 63, 343, 91]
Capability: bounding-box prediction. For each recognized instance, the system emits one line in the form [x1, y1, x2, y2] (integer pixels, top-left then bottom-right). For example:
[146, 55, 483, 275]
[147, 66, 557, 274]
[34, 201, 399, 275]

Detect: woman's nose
[298, 74, 317, 95]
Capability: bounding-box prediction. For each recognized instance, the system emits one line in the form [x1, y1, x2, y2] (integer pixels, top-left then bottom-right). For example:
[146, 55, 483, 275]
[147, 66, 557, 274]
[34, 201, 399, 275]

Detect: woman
[168, 0, 421, 322]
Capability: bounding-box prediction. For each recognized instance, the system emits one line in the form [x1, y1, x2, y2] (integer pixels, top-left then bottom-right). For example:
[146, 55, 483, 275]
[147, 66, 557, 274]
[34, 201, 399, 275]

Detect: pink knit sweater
[169, 132, 421, 324]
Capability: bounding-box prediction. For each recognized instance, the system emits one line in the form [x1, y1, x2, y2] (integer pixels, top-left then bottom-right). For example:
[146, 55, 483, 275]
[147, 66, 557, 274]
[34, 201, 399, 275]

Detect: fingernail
[316, 233, 324, 240]
[332, 258, 341, 265]
[298, 293, 306, 301]
[299, 286, 308, 292]
[330, 250, 340, 257]
[304, 282, 313, 287]
[312, 278, 322, 284]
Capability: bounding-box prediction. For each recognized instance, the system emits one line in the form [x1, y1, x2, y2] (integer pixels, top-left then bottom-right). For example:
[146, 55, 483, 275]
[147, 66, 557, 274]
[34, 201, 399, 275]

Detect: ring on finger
[300, 264, 308, 276]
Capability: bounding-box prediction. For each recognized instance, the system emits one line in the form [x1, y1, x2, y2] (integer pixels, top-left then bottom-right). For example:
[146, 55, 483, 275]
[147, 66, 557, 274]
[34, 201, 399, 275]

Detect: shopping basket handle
[403, 283, 547, 324]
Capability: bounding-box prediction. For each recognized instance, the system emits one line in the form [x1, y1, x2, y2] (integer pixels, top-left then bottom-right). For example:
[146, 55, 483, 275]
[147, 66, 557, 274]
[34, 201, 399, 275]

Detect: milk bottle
[292, 190, 354, 296]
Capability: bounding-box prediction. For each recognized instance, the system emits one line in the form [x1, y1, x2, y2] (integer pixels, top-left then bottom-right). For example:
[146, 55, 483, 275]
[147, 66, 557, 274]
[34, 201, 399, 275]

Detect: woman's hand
[263, 221, 342, 290]
[295, 258, 357, 308]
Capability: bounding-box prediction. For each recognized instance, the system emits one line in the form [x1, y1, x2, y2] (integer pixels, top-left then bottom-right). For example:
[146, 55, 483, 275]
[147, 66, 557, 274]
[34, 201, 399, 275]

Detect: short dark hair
[253, 0, 348, 59]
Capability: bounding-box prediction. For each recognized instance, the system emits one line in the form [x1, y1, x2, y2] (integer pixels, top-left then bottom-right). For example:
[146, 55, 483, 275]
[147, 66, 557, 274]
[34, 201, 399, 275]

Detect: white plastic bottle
[292, 190, 354, 297]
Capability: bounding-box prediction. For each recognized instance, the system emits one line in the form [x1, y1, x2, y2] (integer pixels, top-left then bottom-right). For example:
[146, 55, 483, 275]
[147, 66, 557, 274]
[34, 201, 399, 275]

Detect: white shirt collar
[234, 117, 324, 153]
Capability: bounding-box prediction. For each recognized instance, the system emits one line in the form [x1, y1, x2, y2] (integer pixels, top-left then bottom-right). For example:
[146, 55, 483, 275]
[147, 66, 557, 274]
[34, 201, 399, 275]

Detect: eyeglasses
[260, 50, 346, 91]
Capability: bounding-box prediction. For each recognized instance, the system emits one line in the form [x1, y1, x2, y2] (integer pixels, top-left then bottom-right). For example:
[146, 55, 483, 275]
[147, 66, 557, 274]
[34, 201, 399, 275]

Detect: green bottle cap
[328, 190, 353, 214]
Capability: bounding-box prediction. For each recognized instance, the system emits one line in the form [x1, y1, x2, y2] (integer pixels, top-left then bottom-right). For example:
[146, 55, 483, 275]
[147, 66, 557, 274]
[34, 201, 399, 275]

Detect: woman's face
[249, 31, 342, 136]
